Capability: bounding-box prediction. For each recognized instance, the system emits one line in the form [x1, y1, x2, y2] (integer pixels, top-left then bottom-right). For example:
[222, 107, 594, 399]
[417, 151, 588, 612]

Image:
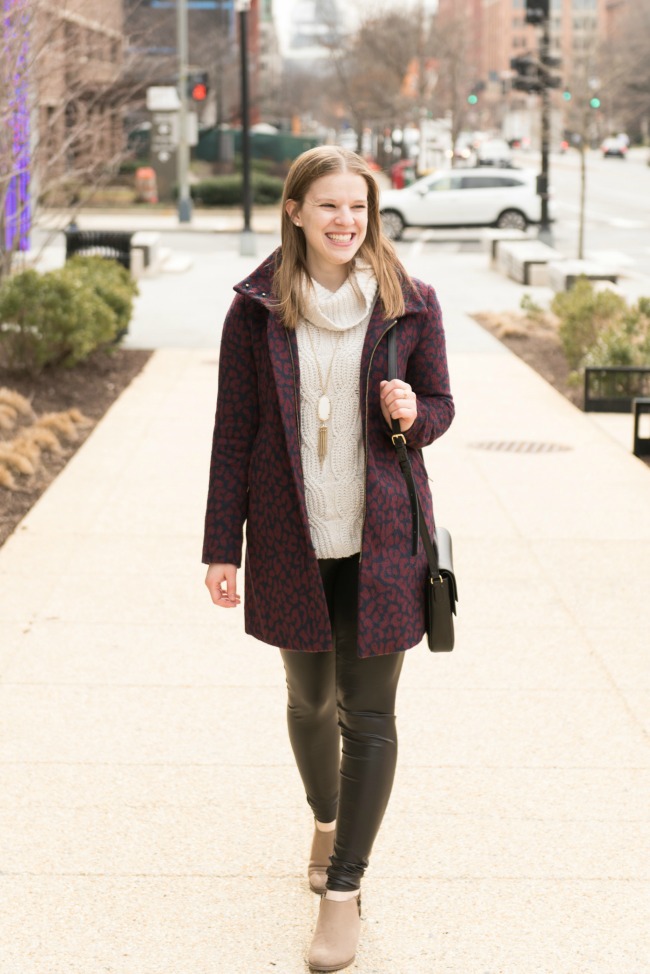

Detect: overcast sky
[272, 0, 438, 56]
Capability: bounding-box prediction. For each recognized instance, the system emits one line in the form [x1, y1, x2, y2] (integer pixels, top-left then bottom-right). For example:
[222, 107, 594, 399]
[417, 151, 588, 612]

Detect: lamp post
[176, 0, 192, 223]
[235, 0, 255, 256]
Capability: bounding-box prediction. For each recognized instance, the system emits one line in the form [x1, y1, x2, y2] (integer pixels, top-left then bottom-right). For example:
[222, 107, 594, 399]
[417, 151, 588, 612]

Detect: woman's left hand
[380, 379, 417, 433]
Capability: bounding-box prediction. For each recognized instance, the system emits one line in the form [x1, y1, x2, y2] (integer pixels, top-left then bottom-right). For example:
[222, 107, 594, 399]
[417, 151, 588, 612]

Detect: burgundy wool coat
[202, 250, 454, 657]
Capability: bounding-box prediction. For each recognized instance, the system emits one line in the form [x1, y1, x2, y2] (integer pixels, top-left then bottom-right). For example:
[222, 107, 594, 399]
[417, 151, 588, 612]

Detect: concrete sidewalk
[1, 248, 649, 973]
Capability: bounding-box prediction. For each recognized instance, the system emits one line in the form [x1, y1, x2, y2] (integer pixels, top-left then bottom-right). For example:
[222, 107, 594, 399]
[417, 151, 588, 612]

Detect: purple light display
[3, 0, 31, 252]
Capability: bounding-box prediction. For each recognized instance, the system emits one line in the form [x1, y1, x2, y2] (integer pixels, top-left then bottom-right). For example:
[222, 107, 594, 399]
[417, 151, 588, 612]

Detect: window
[428, 176, 462, 192]
[462, 176, 499, 189]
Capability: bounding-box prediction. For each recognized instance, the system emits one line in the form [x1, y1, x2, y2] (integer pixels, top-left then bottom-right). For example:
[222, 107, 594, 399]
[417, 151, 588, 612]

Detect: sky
[272, 0, 438, 57]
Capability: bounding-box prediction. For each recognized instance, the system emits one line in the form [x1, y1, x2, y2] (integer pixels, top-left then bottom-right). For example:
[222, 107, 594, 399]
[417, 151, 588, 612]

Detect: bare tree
[0, 0, 168, 283]
[598, 0, 650, 140]
[428, 8, 476, 165]
[561, 25, 602, 258]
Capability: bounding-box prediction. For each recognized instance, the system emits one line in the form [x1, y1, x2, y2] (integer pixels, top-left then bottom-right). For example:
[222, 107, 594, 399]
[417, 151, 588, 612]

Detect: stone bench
[482, 228, 530, 266]
[547, 259, 619, 292]
[498, 239, 564, 286]
[131, 231, 162, 274]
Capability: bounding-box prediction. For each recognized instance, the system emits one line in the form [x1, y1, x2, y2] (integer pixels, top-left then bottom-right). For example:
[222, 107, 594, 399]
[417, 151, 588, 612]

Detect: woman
[203, 145, 454, 971]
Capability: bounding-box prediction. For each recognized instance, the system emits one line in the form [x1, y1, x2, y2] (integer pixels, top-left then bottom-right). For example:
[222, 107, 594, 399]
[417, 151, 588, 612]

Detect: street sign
[146, 86, 181, 112]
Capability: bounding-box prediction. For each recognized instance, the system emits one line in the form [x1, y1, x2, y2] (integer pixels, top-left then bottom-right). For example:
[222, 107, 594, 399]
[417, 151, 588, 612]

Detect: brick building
[33, 0, 125, 188]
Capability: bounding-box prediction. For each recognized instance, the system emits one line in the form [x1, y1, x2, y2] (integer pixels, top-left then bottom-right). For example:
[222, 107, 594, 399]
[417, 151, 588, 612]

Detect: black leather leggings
[280, 554, 405, 892]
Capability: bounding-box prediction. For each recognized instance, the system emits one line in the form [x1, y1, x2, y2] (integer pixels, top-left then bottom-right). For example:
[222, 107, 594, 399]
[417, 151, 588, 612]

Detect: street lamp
[235, 0, 255, 256]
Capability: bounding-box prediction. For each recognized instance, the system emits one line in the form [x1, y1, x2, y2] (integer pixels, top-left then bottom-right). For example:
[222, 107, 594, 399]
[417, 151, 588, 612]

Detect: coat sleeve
[402, 284, 455, 450]
[202, 293, 260, 566]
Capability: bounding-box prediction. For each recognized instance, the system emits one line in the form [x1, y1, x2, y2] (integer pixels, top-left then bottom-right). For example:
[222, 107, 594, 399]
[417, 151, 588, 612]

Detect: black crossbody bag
[387, 327, 458, 652]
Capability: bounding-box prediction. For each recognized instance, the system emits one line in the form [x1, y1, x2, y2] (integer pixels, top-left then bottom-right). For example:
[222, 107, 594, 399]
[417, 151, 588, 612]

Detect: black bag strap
[387, 327, 440, 576]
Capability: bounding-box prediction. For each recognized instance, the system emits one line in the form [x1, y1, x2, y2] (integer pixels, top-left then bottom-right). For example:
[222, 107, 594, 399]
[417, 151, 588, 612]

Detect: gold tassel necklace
[304, 325, 336, 464]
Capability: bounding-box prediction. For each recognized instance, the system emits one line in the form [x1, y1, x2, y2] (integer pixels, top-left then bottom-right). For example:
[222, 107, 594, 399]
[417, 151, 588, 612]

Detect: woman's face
[286, 171, 369, 288]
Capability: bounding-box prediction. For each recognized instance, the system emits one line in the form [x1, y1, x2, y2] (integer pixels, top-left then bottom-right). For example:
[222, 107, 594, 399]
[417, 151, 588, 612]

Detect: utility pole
[176, 0, 192, 223]
[236, 0, 255, 256]
[537, 13, 553, 245]
[514, 2, 555, 244]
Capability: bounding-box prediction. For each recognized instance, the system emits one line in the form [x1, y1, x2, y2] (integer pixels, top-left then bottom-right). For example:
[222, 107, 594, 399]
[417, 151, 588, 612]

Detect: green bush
[551, 277, 650, 372]
[189, 173, 284, 206]
[551, 278, 627, 370]
[60, 257, 138, 339]
[0, 261, 133, 374]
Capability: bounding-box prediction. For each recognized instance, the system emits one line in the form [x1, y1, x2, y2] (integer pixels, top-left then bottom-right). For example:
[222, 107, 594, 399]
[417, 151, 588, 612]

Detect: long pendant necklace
[305, 325, 336, 463]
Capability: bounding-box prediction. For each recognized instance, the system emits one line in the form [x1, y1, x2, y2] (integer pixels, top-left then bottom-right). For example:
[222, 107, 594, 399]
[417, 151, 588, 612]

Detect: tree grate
[469, 441, 573, 454]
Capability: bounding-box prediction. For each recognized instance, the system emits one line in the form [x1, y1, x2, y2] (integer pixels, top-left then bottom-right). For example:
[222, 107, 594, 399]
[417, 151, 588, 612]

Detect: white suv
[379, 168, 547, 240]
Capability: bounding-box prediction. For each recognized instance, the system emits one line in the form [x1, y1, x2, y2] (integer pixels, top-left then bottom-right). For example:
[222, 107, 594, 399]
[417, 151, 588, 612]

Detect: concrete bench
[547, 259, 619, 293]
[131, 231, 162, 274]
[498, 239, 564, 286]
[482, 228, 530, 266]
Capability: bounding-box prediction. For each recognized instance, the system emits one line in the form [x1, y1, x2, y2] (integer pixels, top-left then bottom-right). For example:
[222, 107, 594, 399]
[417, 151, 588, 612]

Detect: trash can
[390, 159, 416, 189]
[135, 167, 158, 204]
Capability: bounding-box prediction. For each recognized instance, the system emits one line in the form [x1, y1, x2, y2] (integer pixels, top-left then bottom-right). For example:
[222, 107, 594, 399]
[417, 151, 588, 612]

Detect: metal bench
[584, 367, 650, 413]
[633, 398, 650, 458]
[64, 229, 134, 270]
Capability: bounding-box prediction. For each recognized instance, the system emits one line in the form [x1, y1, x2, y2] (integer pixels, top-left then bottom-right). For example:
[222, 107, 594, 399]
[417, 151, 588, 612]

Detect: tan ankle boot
[307, 895, 361, 972]
[308, 827, 335, 895]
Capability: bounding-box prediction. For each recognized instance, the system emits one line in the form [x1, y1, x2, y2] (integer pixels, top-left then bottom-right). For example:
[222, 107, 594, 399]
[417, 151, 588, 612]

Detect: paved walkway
[1, 243, 649, 973]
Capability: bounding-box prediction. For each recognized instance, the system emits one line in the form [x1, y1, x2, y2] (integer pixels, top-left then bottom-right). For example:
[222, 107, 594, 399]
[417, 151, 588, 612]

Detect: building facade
[34, 0, 125, 189]
[440, 0, 620, 140]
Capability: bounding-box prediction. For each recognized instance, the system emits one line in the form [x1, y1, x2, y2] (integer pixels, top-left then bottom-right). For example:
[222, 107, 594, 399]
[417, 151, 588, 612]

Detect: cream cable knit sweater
[296, 264, 378, 559]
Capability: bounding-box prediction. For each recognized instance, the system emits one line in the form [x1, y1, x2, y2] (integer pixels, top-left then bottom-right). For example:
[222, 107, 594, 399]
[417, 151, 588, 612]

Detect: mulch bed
[471, 309, 583, 408]
[0, 348, 152, 548]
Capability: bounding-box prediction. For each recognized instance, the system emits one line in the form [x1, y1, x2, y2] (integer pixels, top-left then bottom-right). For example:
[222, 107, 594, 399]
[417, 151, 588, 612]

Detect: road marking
[586, 250, 636, 267]
[609, 218, 648, 230]
[556, 202, 648, 230]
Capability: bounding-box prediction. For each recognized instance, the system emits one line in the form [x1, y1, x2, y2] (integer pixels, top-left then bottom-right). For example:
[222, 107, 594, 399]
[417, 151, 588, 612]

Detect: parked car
[601, 136, 628, 158]
[379, 168, 547, 240]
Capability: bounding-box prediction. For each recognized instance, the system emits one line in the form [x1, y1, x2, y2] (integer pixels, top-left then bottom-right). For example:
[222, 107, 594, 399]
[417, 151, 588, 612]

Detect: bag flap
[433, 526, 458, 604]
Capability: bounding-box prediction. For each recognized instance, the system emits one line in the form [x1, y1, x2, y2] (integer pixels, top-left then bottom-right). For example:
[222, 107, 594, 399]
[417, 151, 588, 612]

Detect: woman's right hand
[205, 563, 241, 608]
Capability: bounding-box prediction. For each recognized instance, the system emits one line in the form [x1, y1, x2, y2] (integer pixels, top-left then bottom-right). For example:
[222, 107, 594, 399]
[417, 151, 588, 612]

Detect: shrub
[59, 257, 138, 339]
[0, 265, 122, 374]
[551, 278, 627, 370]
[189, 173, 284, 206]
[551, 277, 650, 372]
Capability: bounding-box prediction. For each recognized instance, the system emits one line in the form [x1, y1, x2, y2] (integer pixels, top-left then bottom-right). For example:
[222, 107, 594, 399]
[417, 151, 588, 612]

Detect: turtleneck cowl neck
[296, 264, 379, 560]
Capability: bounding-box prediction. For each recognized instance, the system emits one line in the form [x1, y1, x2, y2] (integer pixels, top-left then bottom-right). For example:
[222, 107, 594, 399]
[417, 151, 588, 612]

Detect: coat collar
[233, 248, 428, 317]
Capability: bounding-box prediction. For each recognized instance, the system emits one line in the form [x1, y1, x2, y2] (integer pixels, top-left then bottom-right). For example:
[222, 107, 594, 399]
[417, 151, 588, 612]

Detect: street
[29, 146, 650, 351]
[531, 146, 650, 278]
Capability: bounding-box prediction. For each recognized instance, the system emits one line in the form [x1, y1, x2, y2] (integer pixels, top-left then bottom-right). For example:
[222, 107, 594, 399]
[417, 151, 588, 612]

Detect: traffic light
[188, 71, 209, 102]
[511, 55, 542, 93]
[467, 93, 478, 105]
[511, 54, 561, 93]
[589, 96, 601, 109]
[525, 0, 549, 25]
[562, 90, 572, 101]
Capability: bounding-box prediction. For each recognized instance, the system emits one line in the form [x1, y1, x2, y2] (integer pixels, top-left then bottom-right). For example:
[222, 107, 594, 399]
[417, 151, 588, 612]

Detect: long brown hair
[273, 145, 411, 328]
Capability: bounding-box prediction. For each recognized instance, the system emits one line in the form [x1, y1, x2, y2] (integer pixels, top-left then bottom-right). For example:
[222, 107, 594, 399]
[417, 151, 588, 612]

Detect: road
[29, 145, 650, 285]
[533, 146, 650, 279]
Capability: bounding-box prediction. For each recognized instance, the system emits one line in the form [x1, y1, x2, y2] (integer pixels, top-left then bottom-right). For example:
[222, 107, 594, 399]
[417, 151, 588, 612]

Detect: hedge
[189, 173, 284, 206]
[0, 258, 138, 374]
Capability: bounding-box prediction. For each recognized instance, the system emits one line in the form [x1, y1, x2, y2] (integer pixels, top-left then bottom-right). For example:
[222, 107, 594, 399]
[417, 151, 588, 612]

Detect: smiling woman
[202, 144, 454, 973]
[285, 172, 369, 290]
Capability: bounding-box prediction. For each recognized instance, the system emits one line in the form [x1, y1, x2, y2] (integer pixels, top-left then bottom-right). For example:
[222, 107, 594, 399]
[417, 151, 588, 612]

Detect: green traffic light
[562, 90, 572, 101]
[590, 97, 601, 109]
[467, 93, 478, 105]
